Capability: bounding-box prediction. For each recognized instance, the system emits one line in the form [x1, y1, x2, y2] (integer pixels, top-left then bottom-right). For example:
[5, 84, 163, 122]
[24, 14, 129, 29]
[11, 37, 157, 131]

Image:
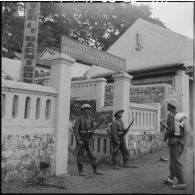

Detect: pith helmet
[114, 109, 124, 117]
[81, 104, 92, 111]
[166, 98, 178, 108]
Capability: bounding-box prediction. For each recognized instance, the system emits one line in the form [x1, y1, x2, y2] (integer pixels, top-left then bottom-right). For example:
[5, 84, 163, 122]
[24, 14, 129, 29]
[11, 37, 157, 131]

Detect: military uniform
[110, 118, 129, 166]
[164, 111, 186, 185]
[73, 115, 97, 173]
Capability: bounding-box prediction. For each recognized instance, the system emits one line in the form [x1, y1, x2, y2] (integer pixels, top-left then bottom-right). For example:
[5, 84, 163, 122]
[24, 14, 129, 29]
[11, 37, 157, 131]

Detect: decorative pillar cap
[47, 53, 75, 65]
[95, 77, 107, 82]
[112, 72, 133, 80]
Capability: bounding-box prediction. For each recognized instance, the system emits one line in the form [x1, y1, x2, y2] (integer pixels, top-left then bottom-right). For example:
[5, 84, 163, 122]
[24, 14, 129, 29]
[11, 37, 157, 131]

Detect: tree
[1, 2, 24, 58]
[2, 2, 166, 58]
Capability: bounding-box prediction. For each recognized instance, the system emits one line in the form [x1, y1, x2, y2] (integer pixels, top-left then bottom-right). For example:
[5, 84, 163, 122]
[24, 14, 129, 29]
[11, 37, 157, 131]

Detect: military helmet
[114, 109, 124, 117]
[81, 104, 92, 111]
[166, 98, 178, 108]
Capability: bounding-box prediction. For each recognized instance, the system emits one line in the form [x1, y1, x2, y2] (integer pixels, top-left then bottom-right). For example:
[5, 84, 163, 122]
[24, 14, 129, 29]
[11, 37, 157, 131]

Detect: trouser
[111, 138, 129, 165]
[77, 142, 97, 172]
[168, 144, 185, 184]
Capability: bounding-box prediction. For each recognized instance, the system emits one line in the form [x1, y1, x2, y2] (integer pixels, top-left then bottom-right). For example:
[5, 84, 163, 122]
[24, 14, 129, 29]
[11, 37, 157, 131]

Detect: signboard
[61, 36, 126, 72]
[21, 2, 40, 83]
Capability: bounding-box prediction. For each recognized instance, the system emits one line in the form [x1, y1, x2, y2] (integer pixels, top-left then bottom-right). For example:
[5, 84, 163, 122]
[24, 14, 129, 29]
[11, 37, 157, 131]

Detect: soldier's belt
[80, 130, 88, 134]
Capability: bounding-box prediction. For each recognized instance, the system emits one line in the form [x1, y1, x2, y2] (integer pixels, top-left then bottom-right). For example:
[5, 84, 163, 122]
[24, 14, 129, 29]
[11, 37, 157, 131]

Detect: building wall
[1, 134, 55, 182]
[107, 18, 193, 71]
[132, 75, 175, 87]
[104, 83, 176, 121]
[130, 84, 175, 120]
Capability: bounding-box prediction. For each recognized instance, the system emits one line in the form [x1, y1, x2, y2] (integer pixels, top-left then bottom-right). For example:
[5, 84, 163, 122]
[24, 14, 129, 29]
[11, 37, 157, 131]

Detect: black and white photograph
[1, 1, 194, 194]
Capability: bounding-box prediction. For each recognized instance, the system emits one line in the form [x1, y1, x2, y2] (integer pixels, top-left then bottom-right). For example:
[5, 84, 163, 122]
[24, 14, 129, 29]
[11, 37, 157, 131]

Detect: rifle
[124, 116, 137, 136]
[74, 118, 105, 154]
[113, 116, 137, 153]
[160, 122, 168, 141]
[160, 122, 168, 130]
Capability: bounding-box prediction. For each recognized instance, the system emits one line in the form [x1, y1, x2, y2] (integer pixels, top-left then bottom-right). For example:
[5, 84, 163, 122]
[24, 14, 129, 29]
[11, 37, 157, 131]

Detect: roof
[91, 62, 187, 81]
[85, 18, 193, 77]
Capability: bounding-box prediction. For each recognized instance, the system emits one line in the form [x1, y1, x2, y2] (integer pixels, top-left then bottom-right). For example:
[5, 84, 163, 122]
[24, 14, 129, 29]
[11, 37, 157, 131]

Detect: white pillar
[175, 69, 190, 116]
[48, 53, 75, 176]
[156, 103, 161, 132]
[96, 78, 107, 111]
[113, 72, 133, 128]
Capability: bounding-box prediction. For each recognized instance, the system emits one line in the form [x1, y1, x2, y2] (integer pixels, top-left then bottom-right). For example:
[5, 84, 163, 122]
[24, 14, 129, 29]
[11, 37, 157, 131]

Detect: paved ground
[2, 146, 194, 194]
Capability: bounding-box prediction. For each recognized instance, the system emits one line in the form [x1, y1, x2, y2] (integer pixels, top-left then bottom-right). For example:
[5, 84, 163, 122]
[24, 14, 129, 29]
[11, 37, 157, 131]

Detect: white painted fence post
[175, 69, 190, 116]
[96, 78, 107, 111]
[113, 72, 133, 128]
[48, 53, 75, 176]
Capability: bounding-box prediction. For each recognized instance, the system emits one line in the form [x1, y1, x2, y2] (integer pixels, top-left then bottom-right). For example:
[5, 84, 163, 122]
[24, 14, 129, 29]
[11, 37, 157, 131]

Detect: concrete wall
[1, 53, 75, 182]
[1, 134, 55, 182]
[1, 80, 58, 182]
[132, 75, 175, 87]
[130, 84, 176, 120]
[104, 83, 175, 121]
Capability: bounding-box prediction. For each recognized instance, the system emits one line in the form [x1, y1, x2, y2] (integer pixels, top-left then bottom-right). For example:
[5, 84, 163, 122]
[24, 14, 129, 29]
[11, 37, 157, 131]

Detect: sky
[18, 1, 193, 39]
[132, 1, 194, 38]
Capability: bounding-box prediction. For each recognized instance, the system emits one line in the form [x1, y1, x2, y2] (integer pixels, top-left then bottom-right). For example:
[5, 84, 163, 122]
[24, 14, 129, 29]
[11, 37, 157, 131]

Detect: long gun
[74, 118, 105, 154]
[160, 122, 168, 141]
[124, 116, 137, 136]
[113, 116, 137, 153]
[160, 122, 168, 130]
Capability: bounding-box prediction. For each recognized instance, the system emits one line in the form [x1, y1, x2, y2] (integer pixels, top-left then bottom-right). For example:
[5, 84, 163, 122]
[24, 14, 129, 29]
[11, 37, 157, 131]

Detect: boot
[79, 171, 87, 176]
[163, 178, 173, 186]
[93, 168, 103, 175]
[113, 164, 120, 170]
[171, 183, 186, 190]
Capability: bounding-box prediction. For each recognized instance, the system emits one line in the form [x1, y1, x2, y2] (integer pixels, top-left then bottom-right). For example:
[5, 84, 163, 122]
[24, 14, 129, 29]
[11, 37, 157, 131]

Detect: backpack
[174, 113, 191, 136]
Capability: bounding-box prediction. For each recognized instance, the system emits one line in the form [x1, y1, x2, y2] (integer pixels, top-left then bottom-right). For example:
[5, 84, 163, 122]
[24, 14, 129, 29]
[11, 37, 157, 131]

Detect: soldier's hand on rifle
[116, 140, 120, 145]
[78, 140, 84, 145]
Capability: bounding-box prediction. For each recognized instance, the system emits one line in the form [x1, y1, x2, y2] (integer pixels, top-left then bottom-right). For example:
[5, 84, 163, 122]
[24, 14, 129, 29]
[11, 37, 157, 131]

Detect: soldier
[163, 98, 186, 190]
[110, 109, 132, 169]
[73, 104, 103, 176]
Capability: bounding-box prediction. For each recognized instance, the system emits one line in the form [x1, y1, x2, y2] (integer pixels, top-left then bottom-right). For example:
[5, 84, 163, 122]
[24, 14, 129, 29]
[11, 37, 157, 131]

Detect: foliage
[2, 2, 24, 58]
[69, 98, 96, 121]
[1, 70, 14, 80]
[2, 2, 166, 58]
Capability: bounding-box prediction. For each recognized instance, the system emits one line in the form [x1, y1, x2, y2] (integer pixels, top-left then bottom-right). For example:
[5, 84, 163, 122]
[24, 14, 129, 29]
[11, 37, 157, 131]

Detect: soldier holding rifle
[162, 98, 186, 190]
[110, 109, 138, 170]
[73, 104, 104, 176]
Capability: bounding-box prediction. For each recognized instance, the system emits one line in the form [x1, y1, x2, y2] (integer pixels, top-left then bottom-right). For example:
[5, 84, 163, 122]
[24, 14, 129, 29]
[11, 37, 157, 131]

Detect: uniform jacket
[110, 119, 126, 143]
[73, 115, 95, 142]
[165, 112, 186, 146]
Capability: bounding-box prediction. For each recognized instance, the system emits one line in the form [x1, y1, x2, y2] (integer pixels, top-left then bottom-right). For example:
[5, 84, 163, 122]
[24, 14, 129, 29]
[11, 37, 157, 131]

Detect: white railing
[71, 78, 106, 111]
[129, 103, 160, 131]
[2, 79, 58, 135]
[71, 79, 97, 99]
